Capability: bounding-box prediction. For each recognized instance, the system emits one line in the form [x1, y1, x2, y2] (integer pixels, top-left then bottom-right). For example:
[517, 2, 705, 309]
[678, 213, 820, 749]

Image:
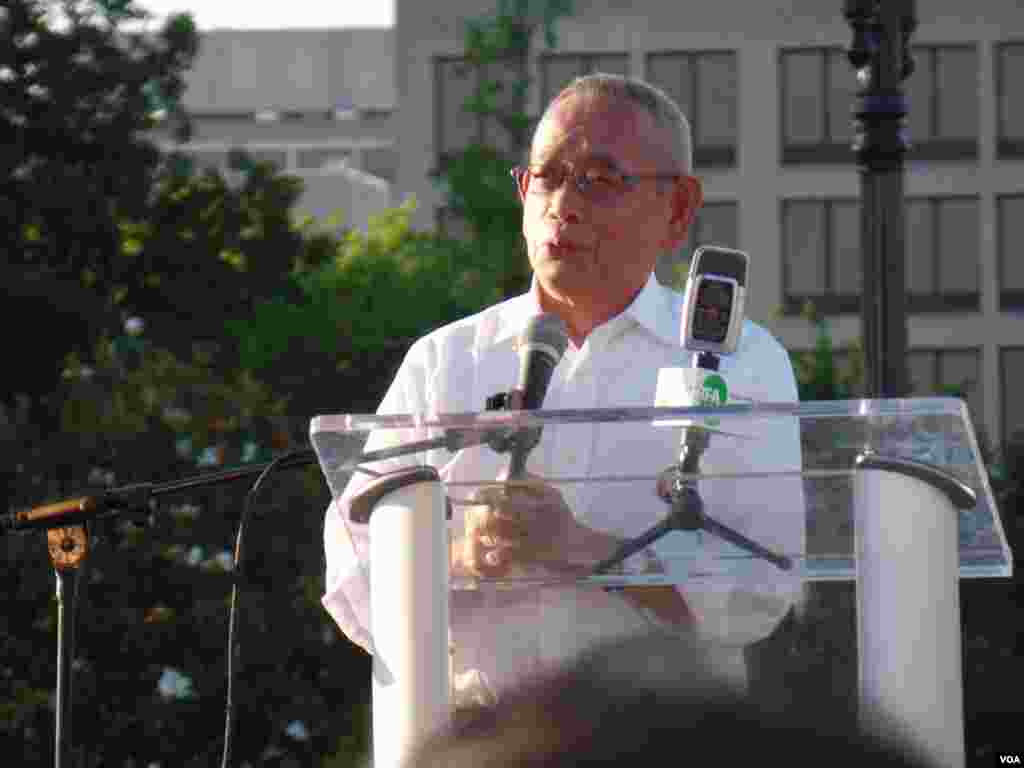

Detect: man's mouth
[546, 238, 583, 252]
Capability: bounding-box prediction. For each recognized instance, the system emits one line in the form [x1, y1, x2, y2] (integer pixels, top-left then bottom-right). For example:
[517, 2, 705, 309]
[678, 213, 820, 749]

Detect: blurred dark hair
[408, 631, 932, 768]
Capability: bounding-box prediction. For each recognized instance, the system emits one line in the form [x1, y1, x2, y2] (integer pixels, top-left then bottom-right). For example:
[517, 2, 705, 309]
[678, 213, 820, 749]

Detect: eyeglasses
[511, 164, 684, 207]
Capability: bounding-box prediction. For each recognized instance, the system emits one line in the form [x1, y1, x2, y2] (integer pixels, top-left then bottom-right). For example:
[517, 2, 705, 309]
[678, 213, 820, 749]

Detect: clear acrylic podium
[310, 398, 1012, 768]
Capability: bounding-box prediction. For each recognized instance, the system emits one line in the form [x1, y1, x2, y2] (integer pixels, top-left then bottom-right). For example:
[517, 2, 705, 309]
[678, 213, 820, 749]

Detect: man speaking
[322, 73, 804, 701]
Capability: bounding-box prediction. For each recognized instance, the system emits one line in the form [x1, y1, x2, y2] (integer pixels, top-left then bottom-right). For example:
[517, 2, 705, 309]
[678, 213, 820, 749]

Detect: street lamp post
[844, 0, 917, 398]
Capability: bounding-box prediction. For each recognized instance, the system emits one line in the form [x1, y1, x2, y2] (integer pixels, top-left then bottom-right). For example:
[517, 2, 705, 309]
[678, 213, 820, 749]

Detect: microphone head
[515, 313, 569, 410]
[518, 312, 569, 361]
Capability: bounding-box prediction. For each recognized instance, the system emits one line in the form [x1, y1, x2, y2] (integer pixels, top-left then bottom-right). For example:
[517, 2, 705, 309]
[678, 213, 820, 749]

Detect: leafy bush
[230, 198, 501, 374]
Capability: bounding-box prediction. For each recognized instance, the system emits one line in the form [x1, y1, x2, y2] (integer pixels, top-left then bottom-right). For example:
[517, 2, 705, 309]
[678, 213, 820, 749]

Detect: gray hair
[536, 72, 695, 174]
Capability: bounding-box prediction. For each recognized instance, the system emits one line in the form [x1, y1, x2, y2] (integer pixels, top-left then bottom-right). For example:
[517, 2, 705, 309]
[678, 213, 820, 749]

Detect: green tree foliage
[787, 302, 863, 402]
[432, 0, 574, 299]
[0, 2, 371, 764]
[2, 330, 371, 765]
[120, 152, 335, 368]
[229, 198, 504, 417]
[1, 0, 200, 409]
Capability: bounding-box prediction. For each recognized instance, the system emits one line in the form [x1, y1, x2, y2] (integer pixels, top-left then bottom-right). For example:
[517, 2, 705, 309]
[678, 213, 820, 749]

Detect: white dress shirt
[322, 273, 805, 696]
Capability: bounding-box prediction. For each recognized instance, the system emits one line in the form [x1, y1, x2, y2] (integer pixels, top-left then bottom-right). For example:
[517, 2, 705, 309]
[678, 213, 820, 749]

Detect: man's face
[517, 93, 701, 312]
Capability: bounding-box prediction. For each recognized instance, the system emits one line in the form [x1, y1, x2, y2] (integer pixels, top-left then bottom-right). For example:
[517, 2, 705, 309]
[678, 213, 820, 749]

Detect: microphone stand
[594, 351, 793, 576]
[592, 459, 793, 575]
[2, 425, 519, 768]
[4, 425, 518, 537]
[3, 449, 318, 768]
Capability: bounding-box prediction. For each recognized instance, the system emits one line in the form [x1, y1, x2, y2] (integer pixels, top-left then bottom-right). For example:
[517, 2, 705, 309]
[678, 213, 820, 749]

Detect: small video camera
[681, 245, 748, 357]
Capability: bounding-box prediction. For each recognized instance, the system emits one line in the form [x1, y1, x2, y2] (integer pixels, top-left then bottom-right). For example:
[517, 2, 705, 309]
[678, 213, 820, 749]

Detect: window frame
[658, 200, 739, 287]
[904, 195, 981, 313]
[644, 49, 739, 169]
[779, 46, 858, 165]
[433, 55, 487, 174]
[537, 51, 632, 110]
[1000, 346, 1024, 449]
[780, 197, 862, 315]
[904, 43, 980, 162]
[907, 346, 984, 425]
[996, 193, 1024, 310]
[686, 200, 740, 252]
[995, 40, 1024, 159]
[779, 43, 980, 166]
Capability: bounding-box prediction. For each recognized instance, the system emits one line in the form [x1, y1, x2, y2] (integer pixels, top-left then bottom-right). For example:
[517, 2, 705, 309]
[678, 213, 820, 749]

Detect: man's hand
[457, 473, 611, 578]
[452, 474, 697, 630]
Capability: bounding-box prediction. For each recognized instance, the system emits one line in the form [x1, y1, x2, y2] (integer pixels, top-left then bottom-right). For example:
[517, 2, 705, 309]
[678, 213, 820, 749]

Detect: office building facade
[396, 0, 1024, 452]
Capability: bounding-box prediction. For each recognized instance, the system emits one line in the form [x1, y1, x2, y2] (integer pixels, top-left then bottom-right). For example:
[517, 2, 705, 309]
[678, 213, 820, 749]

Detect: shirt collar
[494, 273, 680, 348]
[623, 272, 680, 348]
[493, 282, 545, 345]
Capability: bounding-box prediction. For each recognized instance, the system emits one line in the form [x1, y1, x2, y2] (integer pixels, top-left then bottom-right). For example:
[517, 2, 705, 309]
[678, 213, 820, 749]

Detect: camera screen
[693, 278, 733, 343]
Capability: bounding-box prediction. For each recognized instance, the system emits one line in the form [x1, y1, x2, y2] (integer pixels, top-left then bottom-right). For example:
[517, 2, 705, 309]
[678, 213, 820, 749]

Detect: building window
[781, 198, 861, 314]
[360, 107, 393, 125]
[362, 147, 398, 182]
[998, 195, 1024, 310]
[435, 57, 483, 170]
[782, 196, 979, 315]
[904, 45, 979, 162]
[905, 196, 980, 312]
[780, 44, 978, 165]
[657, 201, 738, 287]
[790, 346, 865, 399]
[995, 42, 1024, 158]
[831, 348, 865, 397]
[908, 348, 983, 428]
[688, 201, 739, 252]
[780, 47, 857, 164]
[434, 56, 529, 172]
[538, 53, 630, 111]
[645, 51, 738, 168]
[1001, 347, 1024, 448]
[296, 147, 352, 171]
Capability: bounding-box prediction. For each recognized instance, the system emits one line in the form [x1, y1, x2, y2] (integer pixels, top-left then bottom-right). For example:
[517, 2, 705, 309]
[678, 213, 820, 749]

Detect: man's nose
[546, 176, 584, 221]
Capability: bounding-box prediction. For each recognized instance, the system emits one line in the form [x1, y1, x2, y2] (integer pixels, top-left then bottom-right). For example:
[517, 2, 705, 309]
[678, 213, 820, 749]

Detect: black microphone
[507, 313, 569, 478]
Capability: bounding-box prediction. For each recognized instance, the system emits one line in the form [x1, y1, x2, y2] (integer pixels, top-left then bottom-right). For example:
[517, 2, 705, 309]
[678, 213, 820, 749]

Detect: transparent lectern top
[310, 398, 1012, 583]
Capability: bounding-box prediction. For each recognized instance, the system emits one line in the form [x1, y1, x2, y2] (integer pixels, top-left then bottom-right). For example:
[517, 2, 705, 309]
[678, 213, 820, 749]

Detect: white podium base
[369, 478, 450, 768]
[855, 466, 964, 768]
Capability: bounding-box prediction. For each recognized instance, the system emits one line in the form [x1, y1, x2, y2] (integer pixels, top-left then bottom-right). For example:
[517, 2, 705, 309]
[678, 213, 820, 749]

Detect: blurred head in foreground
[408, 631, 932, 768]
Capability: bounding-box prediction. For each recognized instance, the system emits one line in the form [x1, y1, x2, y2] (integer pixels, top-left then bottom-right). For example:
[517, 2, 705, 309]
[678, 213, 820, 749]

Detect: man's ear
[515, 167, 529, 203]
[665, 175, 704, 252]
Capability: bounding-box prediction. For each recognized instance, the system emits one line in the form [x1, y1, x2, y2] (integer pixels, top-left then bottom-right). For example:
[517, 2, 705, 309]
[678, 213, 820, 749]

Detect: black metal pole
[844, 0, 917, 398]
[48, 523, 89, 768]
[55, 568, 77, 768]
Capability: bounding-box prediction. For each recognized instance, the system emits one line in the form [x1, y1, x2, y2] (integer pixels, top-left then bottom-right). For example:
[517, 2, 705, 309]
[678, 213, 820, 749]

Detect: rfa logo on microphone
[654, 368, 729, 407]
[653, 368, 729, 428]
[698, 373, 728, 407]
